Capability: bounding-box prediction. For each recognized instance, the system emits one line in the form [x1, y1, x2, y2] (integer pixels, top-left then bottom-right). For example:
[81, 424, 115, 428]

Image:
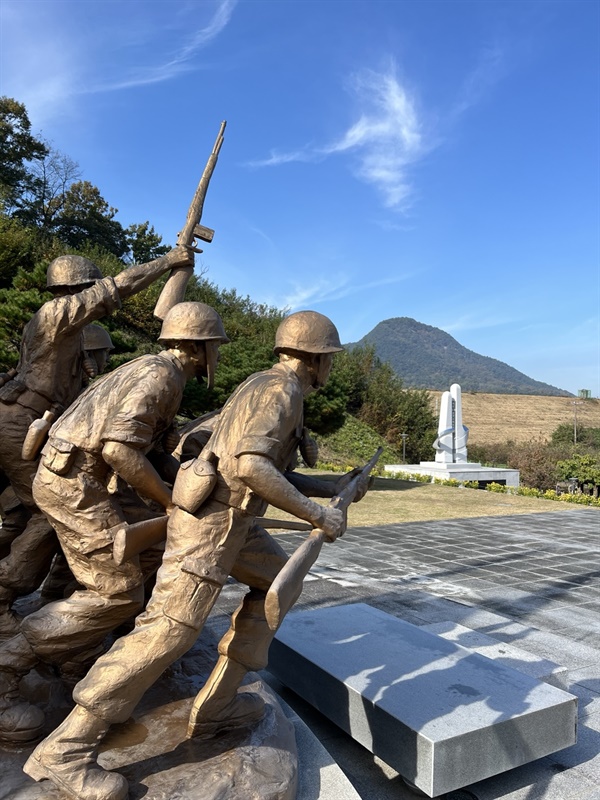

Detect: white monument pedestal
[385, 461, 520, 488]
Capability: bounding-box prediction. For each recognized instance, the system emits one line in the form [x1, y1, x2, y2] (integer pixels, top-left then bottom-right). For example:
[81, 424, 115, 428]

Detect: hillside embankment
[428, 392, 600, 445]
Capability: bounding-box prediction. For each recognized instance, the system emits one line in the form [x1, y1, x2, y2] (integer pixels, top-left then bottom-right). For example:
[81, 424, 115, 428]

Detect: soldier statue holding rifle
[24, 311, 378, 800]
[0, 301, 229, 754]
[0, 120, 226, 640]
[0, 246, 193, 638]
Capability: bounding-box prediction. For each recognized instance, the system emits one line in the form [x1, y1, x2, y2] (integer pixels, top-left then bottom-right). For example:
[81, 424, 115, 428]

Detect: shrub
[486, 482, 508, 493]
[556, 453, 600, 496]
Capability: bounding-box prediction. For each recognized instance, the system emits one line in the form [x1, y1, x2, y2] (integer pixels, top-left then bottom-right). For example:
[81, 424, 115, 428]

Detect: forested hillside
[350, 317, 572, 396]
[0, 96, 437, 461]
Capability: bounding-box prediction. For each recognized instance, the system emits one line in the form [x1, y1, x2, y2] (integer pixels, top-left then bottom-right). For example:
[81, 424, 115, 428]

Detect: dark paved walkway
[213, 507, 600, 799]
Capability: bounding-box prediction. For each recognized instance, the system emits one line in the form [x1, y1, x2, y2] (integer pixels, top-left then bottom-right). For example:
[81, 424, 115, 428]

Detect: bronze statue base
[1, 631, 297, 800]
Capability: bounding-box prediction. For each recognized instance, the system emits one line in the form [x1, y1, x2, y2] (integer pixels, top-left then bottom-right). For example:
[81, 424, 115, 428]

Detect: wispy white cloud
[440, 313, 517, 334]
[246, 149, 318, 168]
[93, 0, 237, 92]
[322, 64, 425, 209]
[178, 0, 237, 60]
[373, 218, 416, 233]
[450, 43, 507, 119]
[267, 271, 413, 311]
[0, 0, 236, 125]
[248, 60, 427, 210]
[249, 46, 510, 212]
[245, 223, 277, 251]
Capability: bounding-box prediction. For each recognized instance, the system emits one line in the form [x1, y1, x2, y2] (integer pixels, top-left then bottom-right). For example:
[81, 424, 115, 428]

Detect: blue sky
[1, 0, 598, 396]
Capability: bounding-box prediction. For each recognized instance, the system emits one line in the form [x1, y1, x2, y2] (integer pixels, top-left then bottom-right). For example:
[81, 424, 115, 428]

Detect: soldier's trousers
[73, 501, 287, 724]
[0, 487, 30, 559]
[0, 404, 59, 597]
[0, 462, 162, 676]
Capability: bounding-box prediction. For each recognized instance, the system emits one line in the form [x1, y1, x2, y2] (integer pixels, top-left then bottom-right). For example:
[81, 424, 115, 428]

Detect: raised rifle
[264, 447, 383, 631]
[154, 121, 227, 320]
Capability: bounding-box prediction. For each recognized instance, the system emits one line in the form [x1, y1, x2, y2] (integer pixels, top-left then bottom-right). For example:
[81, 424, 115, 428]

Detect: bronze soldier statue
[36, 324, 116, 606]
[0, 247, 192, 636]
[0, 301, 228, 752]
[24, 311, 365, 800]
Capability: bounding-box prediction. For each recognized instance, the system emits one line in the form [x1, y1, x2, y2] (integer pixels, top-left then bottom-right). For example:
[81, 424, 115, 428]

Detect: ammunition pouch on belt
[172, 456, 217, 514]
[41, 439, 109, 482]
[41, 438, 77, 476]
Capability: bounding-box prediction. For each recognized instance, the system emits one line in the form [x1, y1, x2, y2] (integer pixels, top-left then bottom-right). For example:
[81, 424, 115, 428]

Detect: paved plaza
[1, 506, 598, 799]
[214, 506, 600, 800]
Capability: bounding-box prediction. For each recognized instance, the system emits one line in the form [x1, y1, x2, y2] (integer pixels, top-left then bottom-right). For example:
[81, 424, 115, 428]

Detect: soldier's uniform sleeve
[102, 363, 178, 451]
[38, 277, 121, 339]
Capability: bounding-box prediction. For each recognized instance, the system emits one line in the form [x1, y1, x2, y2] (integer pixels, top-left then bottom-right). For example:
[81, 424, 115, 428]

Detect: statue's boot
[0, 586, 21, 639]
[23, 705, 128, 800]
[0, 667, 45, 745]
[187, 655, 265, 738]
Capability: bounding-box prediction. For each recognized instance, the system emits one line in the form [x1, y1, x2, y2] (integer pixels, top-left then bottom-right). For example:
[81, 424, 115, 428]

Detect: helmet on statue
[274, 311, 343, 356]
[82, 324, 114, 352]
[46, 255, 103, 291]
[158, 302, 229, 390]
[158, 302, 229, 345]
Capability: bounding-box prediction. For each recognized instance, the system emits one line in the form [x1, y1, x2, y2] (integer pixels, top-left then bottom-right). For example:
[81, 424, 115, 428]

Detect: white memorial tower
[385, 382, 519, 487]
[434, 383, 468, 464]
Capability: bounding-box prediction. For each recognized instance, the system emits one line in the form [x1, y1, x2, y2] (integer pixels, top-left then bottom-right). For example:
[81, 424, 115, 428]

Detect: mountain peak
[348, 317, 572, 396]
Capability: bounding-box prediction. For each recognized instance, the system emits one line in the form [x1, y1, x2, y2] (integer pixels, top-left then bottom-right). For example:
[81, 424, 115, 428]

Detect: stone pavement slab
[258, 507, 600, 800]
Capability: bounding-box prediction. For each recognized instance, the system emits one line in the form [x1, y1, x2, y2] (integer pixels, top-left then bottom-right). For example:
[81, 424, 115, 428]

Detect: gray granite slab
[421, 621, 568, 689]
[270, 603, 578, 797]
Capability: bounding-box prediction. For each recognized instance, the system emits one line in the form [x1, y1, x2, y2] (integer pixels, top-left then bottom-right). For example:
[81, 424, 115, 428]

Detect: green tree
[53, 181, 128, 258]
[551, 423, 600, 450]
[0, 261, 51, 368]
[125, 221, 170, 264]
[0, 97, 47, 211]
[304, 370, 348, 434]
[14, 145, 81, 234]
[0, 215, 43, 288]
[304, 345, 436, 460]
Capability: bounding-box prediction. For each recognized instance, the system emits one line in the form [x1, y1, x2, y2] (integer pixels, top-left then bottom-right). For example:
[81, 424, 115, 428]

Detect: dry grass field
[428, 391, 600, 445]
[266, 474, 587, 527]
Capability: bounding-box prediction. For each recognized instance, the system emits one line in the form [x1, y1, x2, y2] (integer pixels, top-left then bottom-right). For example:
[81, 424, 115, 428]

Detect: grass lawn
[265, 473, 586, 528]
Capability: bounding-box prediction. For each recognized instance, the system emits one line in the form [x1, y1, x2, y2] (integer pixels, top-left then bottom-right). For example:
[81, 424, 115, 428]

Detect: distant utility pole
[400, 433, 409, 464]
[572, 401, 584, 443]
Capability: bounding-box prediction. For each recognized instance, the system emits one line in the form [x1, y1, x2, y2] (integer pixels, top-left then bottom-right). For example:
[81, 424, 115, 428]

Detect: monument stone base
[270, 603, 577, 798]
[385, 461, 520, 487]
